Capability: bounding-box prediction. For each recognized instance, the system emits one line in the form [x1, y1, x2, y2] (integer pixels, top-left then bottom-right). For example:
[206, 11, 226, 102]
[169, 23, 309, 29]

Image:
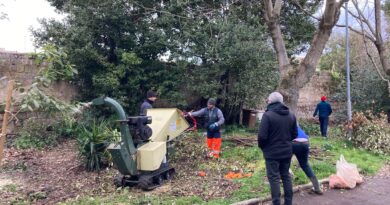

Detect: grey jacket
[191, 107, 225, 126]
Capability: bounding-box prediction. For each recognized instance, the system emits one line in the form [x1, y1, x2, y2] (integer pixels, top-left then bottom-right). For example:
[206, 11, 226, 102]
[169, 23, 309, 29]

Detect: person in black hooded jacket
[258, 92, 297, 205]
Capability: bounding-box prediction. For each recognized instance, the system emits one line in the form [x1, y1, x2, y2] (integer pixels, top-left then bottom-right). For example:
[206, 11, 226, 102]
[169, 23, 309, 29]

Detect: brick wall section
[296, 71, 342, 122]
[0, 50, 78, 133]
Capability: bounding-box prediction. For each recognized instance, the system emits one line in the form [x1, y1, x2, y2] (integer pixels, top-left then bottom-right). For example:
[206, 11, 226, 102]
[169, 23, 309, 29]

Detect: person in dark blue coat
[293, 124, 323, 194]
[313, 96, 332, 137]
[139, 90, 157, 116]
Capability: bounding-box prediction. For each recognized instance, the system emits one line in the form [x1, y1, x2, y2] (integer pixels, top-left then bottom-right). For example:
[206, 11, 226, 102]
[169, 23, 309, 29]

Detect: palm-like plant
[77, 120, 112, 171]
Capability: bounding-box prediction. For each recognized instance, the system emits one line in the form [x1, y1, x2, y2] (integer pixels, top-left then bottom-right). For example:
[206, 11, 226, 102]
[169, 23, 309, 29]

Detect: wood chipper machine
[91, 97, 189, 190]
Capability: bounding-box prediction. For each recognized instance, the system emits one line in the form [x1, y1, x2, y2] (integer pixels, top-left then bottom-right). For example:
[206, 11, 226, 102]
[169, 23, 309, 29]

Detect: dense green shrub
[351, 112, 390, 155]
[14, 118, 59, 149]
[299, 120, 321, 137]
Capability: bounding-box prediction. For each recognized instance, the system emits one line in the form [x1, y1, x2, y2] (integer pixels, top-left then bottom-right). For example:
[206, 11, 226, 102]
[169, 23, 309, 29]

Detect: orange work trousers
[206, 138, 222, 158]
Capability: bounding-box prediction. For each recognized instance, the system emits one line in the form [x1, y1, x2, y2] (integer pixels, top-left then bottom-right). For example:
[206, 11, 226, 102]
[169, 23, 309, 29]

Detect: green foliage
[299, 120, 321, 136]
[76, 115, 120, 172]
[33, 44, 77, 82]
[3, 184, 18, 192]
[53, 114, 79, 138]
[350, 112, 390, 155]
[162, 1, 279, 121]
[14, 119, 58, 149]
[19, 44, 76, 113]
[33, 0, 318, 122]
[384, 0, 390, 15]
[64, 131, 389, 204]
[279, 0, 320, 56]
[320, 36, 390, 120]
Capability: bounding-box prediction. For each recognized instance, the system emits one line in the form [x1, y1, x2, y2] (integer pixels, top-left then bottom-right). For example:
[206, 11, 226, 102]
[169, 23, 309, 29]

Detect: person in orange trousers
[189, 98, 225, 158]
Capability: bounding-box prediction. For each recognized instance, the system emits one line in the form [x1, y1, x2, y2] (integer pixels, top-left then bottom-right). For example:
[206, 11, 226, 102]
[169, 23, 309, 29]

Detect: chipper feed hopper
[91, 97, 189, 190]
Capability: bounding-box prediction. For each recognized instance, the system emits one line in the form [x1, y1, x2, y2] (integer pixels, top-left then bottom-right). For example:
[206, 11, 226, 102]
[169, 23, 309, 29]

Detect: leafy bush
[52, 112, 80, 138]
[76, 118, 120, 172]
[299, 120, 321, 136]
[350, 112, 390, 155]
[14, 118, 59, 149]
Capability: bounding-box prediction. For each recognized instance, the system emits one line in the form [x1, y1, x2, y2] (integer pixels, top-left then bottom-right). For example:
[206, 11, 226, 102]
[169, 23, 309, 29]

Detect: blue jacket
[313, 101, 332, 118]
[140, 99, 153, 116]
[297, 125, 309, 140]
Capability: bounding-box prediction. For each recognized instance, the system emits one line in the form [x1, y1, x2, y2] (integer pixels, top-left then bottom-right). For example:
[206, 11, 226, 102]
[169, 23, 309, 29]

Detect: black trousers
[265, 158, 293, 205]
[319, 117, 329, 137]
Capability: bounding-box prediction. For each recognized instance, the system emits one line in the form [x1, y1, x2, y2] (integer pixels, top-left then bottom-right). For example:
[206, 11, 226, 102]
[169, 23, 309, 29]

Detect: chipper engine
[91, 97, 189, 190]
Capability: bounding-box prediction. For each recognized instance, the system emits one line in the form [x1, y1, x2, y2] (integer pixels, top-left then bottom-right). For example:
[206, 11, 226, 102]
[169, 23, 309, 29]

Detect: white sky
[0, 0, 384, 53]
[0, 0, 63, 53]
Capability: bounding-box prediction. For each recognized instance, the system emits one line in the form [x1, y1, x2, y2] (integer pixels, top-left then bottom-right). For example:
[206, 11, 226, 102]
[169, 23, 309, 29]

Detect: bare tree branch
[359, 11, 390, 93]
[264, 0, 274, 21]
[374, 0, 382, 45]
[273, 0, 283, 16]
[351, 0, 376, 36]
[336, 24, 376, 42]
[291, 0, 321, 21]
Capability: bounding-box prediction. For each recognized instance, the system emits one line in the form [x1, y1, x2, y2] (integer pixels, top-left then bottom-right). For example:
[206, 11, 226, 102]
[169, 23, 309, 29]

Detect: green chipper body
[91, 97, 189, 190]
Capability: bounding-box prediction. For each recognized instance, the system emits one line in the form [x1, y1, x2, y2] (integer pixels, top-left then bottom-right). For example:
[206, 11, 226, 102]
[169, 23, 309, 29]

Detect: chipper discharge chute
[91, 97, 189, 190]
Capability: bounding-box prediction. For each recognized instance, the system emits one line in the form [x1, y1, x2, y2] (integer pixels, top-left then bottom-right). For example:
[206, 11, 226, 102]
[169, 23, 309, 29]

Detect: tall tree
[343, 0, 390, 94]
[262, 0, 344, 111]
[33, 0, 183, 114]
[34, 0, 318, 122]
[155, 0, 279, 122]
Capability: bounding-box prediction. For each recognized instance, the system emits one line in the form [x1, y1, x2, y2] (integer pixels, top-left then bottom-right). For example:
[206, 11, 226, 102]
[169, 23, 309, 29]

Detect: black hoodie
[258, 102, 298, 160]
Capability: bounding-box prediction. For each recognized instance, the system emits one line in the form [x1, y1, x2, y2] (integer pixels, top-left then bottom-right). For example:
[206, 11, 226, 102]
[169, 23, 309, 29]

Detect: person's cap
[267, 92, 283, 104]
[207, 98, 216, 105]
[321, 96, 327, 101]
[147, 90, 157, 98]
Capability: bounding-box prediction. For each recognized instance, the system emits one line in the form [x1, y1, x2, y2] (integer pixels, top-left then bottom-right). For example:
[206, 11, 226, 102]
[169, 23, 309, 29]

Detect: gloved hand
[209, 122, 219, 130]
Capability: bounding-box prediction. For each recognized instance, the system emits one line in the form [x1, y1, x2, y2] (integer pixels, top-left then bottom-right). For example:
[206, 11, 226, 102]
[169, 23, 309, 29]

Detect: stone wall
[296, 71, 341, 122]
[0, 49, 78, 133]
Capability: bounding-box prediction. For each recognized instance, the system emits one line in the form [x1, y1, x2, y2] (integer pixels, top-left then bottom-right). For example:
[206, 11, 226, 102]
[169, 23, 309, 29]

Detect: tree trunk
[263, 0, 343, 113]
[374, 0, 390, 75]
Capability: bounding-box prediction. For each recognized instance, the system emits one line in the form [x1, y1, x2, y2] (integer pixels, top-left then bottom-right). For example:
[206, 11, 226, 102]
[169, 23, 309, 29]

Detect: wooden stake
[0, 80, 14, 165]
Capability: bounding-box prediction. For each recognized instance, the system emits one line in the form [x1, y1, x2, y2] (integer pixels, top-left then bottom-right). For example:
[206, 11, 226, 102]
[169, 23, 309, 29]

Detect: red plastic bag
[334, 155, 364, 189]
[329, 174, 349, 189]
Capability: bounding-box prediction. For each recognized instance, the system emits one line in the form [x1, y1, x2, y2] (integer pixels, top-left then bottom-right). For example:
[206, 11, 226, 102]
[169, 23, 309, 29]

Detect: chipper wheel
[153, 174, 164, 185]
[113, 174, 124, 187]
[139, 175, 154, 191]
[164, 169, 174, 180]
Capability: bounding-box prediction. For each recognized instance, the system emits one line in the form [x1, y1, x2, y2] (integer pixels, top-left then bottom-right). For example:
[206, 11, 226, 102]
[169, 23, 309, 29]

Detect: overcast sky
[0, 0, 384, 53]
[0, 0, 63, 53]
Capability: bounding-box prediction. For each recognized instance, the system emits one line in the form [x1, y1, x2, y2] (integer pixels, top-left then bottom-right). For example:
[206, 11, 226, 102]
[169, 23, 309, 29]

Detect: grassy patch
[3, 183, 18, 192]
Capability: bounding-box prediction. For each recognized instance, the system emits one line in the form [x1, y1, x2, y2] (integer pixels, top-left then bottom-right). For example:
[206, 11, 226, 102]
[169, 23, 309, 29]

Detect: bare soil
[0, 140, 118, 205]
[0, 135, 242, 204]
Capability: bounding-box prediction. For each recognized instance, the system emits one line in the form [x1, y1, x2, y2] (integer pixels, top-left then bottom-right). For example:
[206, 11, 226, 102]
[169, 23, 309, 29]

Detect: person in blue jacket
[313, 96, 332, 137]
[293, 124, 323, 194]
[140, 90, 157, 116]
